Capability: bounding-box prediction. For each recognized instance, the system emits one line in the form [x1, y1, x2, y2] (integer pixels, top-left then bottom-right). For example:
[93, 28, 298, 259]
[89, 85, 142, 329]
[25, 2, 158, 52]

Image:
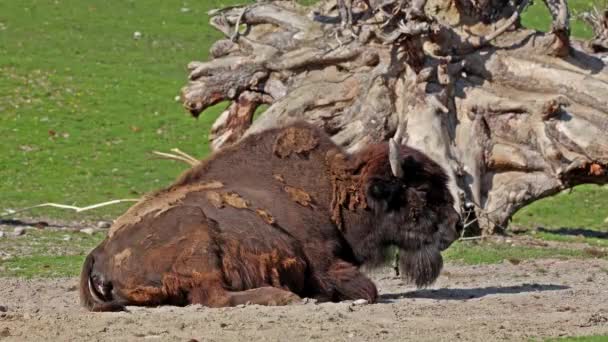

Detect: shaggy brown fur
[81, 122, 462, 311]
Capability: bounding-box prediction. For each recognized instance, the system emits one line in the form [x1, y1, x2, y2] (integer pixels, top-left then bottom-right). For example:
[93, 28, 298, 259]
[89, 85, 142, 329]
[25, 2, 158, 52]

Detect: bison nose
[438, 214, 462, 251]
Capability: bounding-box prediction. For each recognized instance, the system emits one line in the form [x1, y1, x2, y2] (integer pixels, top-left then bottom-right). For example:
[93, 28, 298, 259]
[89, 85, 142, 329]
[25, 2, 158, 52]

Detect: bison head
[352, 139, 462, 287]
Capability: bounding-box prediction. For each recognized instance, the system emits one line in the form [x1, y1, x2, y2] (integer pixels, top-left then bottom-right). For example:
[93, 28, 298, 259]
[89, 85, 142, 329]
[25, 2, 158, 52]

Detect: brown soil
[1, 259, 608, 341]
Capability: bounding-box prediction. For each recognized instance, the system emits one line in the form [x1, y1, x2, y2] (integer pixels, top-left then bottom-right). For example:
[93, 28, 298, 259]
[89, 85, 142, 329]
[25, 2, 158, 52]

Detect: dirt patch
[1, 259, 607, 341]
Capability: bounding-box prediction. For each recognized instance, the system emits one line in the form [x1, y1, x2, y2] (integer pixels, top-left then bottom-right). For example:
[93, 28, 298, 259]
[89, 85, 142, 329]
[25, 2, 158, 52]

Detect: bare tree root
[180, 0, 608, 235]
[580, 5, 608, 53]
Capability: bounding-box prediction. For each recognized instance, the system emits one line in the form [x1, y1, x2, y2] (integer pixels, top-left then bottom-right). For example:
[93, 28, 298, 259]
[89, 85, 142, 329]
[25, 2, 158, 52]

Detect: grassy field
[0, 0, 244, 220]
[0, 0, 606, 223]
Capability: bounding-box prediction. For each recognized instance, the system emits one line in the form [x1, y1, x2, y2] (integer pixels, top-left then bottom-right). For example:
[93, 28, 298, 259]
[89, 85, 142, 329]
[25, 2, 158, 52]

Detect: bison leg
[226, 287, 301, 306]
[189, 285, 300, 308]
[323, 261, 378, 303]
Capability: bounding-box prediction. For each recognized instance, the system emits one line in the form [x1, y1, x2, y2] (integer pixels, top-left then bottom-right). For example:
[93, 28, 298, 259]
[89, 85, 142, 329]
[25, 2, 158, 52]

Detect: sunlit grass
[443, 241, 600, 265]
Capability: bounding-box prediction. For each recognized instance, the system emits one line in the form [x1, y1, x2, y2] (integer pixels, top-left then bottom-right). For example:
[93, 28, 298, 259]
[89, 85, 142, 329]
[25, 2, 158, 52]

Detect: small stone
[63, 235, 71, 241]
[301, 298, 318, 305]
[219, 323, 228, 328]
[0, 231, 4, 238]
[236, 304, 245, 308]
[0, 327, 9, 338]
[0, 305, 7, 312]
[13, 227, 25, 236]
[79, 228, 95, 235]
[133, 31, 142, 40]
[352, 299, 369, 306]
[604, 216, 608, 224]
[180, 7, 190, 12]
[97, 221, 111, 229]
[23, 313, 31, 320]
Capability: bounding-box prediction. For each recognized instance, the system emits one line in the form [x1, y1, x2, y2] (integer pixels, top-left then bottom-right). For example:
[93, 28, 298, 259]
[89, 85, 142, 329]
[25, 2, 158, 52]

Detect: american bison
[81, 122, 462, 311]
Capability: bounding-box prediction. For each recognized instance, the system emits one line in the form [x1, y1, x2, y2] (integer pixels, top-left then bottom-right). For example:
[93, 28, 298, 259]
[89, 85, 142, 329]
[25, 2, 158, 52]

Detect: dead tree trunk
[180, 0, 608, 235]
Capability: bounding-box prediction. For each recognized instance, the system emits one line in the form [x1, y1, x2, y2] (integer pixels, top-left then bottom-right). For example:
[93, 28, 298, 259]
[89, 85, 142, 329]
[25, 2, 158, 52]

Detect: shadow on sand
[380, 283, 569, 302]
[537, 227, 608, 239]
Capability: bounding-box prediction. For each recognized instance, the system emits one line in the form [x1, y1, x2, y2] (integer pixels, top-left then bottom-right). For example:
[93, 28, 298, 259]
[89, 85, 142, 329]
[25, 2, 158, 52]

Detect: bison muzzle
[81, 122, 462, 311]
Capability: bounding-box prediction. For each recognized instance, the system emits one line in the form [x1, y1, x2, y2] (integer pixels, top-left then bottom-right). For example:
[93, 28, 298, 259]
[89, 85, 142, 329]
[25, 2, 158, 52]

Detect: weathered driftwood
[180, 0, 608, 234]
[580, 5, 608, 52]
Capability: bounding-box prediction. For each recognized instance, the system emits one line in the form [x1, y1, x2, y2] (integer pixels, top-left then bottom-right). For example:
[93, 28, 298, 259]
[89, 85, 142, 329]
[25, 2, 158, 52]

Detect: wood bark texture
[180, 0, 608, 235]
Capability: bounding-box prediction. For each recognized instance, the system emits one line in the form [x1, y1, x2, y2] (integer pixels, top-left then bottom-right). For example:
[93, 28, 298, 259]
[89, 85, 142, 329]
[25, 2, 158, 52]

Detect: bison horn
[389, 138, 404, 178]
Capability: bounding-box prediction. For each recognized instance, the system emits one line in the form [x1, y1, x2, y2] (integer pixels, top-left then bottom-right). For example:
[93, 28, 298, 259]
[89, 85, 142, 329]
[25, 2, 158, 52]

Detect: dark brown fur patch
[273, 127, 319, 158]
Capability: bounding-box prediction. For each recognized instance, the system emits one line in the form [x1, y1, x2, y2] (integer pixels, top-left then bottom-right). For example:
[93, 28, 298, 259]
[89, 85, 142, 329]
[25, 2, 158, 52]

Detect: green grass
[1, 255, 86, 278]
[443, 241, 600, 265]
[0, 0, 244, 220]
[521, 0, 606, 39]
[0, 228, 105, 277]
[510, 185, 607, 273]
[531, 230, 608, 248]
[0, 229, 104, 257]
[0, 230, 105, 278]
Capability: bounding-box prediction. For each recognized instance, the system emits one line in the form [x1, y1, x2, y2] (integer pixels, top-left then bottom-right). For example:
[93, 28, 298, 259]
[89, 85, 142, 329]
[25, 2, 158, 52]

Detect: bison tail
[80, 254, 125, 312]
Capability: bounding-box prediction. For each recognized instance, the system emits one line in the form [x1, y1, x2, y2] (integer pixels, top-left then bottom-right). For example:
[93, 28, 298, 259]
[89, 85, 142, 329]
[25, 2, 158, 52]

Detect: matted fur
[81, 122, 461, 311]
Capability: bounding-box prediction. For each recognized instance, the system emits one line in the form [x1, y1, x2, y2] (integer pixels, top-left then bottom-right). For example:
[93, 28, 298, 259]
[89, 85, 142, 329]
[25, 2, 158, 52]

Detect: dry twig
[151, 148, 200, 166]
[1, 199, 140, 218]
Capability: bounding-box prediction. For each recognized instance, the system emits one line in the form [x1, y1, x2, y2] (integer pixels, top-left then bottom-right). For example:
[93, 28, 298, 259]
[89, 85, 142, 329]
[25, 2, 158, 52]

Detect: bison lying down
[81, 122, 462, 311]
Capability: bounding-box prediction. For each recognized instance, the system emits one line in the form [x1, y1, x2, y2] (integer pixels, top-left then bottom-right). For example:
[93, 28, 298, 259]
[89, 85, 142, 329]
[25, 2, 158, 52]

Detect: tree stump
[180, 0, 608, 235]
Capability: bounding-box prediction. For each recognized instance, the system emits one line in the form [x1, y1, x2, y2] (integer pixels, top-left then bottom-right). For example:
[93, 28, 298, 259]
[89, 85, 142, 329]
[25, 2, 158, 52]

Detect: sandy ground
[1, 259, 607, 342]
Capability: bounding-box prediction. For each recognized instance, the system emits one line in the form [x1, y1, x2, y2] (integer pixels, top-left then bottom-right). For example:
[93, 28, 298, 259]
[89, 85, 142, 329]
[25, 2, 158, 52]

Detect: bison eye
[369, 182, 391, 200]
[369, 182, 392, 199]
[368, 181, 402, 205]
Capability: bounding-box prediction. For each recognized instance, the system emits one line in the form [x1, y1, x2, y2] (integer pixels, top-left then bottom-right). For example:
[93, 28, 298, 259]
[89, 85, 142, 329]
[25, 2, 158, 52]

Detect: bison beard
[81, 122, 461, 311]
[399, 248, 443, 288]
[362, 195, 447, 288]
